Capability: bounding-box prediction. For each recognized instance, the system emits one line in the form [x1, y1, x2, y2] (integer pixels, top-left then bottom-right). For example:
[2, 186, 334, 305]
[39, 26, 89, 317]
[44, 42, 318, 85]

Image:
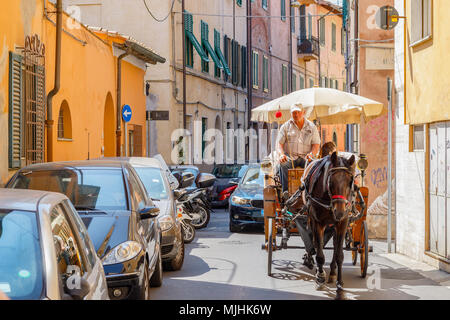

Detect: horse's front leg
[328, 228, 337, 284]
[335, 219, 348, 292]
[313, 223, 326, 287]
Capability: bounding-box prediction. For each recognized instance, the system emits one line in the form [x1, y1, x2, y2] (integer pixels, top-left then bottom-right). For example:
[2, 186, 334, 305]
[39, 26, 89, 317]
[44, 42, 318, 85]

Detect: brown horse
[303, 151, 356, 294]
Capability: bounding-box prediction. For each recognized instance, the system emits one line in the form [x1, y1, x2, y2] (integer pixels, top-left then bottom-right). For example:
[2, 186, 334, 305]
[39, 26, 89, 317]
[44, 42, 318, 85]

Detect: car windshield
[10, 169, 127, 211]
[134, 167, 168, 200]
[0, 209, 43, 300]
[212, 165, 243, 178]
[241, 167, 264, 186]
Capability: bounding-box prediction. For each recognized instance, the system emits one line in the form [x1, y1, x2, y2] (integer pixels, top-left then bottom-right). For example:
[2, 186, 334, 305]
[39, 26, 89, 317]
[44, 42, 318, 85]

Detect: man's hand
[305, 152, 315, 162]
[280, 154, 288, 163]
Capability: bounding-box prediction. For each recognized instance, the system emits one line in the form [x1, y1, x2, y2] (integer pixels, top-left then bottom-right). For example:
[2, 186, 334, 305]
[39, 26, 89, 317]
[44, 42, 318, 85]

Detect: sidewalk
[371, 240, 450, 288]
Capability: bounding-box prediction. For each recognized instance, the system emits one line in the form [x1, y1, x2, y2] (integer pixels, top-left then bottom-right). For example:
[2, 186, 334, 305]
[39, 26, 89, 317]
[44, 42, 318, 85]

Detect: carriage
[250, 88, 386, 283]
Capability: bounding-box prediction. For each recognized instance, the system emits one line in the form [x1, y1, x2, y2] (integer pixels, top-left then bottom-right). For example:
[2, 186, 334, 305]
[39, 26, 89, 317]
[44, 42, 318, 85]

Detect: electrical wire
[143, 0, 175, 22]
[172, 12, 342, 19]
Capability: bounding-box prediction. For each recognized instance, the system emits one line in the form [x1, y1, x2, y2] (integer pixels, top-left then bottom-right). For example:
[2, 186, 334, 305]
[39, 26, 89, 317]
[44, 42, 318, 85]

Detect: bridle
[304, 164, 356, 222]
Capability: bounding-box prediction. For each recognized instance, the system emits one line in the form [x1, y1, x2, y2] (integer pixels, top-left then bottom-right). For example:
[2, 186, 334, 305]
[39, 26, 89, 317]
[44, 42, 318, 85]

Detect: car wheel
[229, 221, 240, 233]
[150, 249, 163, 287]
[163, 229, 185, 271]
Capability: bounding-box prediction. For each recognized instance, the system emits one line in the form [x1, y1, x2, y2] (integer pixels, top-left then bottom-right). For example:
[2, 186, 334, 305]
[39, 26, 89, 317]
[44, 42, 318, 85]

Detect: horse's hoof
[315, 270, 326, 289]
[335, 290, 347, 300]
[327, 274, 337, 284]
[336, 282, 345, 292]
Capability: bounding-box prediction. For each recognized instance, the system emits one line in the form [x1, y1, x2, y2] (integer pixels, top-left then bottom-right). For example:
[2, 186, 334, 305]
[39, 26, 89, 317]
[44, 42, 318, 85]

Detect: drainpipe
[46, 0, 62, 162]
[116, 51, 130, 156]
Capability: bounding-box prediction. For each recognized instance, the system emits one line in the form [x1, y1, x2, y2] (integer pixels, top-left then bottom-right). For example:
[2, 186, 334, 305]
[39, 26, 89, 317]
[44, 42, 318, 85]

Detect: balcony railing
[297, 36, 319, 61]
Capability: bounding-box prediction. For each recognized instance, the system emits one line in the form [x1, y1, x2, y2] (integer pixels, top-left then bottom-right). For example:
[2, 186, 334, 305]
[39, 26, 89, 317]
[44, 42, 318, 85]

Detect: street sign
[147, 110, 170, 121]
[122, 104, 132, 123]
[375, 6, 400, 30]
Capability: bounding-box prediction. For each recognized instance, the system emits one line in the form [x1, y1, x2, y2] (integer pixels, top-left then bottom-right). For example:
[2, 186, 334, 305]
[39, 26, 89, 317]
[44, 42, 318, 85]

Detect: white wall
[394, 0, 427, 262]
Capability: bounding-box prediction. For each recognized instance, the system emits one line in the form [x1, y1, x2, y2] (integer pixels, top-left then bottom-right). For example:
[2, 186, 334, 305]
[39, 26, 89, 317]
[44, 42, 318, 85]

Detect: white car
[0, 189, 109, 300]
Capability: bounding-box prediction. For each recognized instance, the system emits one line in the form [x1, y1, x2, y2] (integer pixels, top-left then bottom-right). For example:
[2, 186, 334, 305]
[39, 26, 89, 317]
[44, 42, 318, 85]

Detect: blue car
[228, 164, 265, 232]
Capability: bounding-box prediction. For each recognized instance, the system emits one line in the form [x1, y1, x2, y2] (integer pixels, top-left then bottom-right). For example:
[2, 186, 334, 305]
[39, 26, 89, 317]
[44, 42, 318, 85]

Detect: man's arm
[278, 142, 288, 163]
[311, 144, 320, 157]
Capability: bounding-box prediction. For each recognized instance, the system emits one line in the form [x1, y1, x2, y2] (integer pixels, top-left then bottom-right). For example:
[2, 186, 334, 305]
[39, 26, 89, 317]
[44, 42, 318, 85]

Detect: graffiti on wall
[370, 166, 388, 188]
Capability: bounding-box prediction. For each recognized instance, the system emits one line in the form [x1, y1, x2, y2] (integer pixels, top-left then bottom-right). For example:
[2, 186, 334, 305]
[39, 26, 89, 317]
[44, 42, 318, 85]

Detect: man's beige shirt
[276, 118, 321, 158]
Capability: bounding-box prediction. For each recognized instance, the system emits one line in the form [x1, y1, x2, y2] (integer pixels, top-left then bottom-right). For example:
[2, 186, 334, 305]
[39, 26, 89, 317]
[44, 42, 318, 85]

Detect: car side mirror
[64, 277, 91, 300]
[140, 206, 160, 219]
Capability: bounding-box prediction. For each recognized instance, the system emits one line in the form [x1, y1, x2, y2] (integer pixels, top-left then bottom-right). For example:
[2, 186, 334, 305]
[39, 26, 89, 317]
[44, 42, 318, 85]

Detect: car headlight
[102, 241, 143, 265]
[231, 196, 252, 205]
[158, 215, 174, 232]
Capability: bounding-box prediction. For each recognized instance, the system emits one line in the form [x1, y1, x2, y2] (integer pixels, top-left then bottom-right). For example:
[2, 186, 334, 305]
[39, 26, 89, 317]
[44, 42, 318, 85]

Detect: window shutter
[8, 52, 23, 169]
[232, 40, 237, 85]
[281, 0, 286, 21]
[411, 0, 423, 43]
[224, 35, 229, 82]
[300, 75, 305, 89]
[332, 23, 336, 51]
[241, 46, 247, 88]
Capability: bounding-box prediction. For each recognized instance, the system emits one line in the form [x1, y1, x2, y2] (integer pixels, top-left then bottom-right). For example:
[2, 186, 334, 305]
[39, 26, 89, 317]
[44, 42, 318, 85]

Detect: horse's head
[327, 152, 356, 222]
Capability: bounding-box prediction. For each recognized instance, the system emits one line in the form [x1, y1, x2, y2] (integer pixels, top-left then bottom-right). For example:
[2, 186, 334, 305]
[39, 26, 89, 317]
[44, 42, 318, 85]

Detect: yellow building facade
[0, 0, 164, 185]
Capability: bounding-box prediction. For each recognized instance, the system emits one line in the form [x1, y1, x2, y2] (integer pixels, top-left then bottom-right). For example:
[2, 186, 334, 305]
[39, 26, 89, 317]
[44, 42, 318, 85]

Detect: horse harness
[302, 156, 356, 222]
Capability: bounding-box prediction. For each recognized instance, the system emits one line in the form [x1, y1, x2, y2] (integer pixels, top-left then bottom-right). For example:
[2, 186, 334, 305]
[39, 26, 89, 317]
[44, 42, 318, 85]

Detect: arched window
[57, 101, 72, 140]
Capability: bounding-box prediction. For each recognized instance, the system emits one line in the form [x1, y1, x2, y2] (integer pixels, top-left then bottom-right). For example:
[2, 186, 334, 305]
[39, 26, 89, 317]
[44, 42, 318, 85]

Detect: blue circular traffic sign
[122, 104, 132, 123]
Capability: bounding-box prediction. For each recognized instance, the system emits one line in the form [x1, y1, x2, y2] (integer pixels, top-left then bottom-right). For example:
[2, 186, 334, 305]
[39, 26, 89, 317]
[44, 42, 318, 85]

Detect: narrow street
[151, 208, 450, 300]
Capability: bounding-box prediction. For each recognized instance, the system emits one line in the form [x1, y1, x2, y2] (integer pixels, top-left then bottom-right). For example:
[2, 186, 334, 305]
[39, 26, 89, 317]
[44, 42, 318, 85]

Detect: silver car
[0, 189, 109, 300]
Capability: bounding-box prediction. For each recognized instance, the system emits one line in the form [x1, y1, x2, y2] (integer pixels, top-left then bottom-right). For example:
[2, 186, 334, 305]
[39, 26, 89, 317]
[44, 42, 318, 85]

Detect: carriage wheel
[359, 221, 369, 278]
[267, 217, 274, 276]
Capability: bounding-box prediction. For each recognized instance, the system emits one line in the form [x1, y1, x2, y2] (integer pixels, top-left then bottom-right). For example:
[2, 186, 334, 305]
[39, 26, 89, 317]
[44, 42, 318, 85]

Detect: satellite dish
[375, 6, 400, 30]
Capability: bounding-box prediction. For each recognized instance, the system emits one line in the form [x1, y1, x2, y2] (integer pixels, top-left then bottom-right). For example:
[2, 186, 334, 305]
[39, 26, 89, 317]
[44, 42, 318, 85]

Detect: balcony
[297, 36, 319, 61]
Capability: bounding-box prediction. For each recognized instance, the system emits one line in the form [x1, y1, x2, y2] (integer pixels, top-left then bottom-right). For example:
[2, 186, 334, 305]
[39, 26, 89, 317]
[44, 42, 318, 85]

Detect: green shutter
[281, 0, 286, 21]
[8, 52, 23, 169]
[241, 46, 247, 88]
[262, 0, 268, 9]
[237, 0, 242, 7]
[292, 73, 296, 91]
[185, 12, 209, 64]
[320, 19, 325, 45]
[300, 75, 305, 89]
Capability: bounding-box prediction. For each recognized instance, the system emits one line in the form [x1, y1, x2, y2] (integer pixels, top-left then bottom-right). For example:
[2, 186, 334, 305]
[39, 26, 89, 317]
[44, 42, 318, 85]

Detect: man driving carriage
[275, 103, 320, 194]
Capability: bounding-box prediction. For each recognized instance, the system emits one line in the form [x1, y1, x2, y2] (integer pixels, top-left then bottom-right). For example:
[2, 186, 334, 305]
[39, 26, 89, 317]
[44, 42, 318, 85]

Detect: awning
[215, 44, 231, 76]
[202, 38, 223, 70]
[186, 31, 209, 63]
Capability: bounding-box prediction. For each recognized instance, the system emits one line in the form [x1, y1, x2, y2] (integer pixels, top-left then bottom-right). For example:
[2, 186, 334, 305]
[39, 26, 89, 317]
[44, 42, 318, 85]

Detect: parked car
[6, 160, 163, 300]
[210, 164, 248, 207]
[103, 157, 185, 271]
[0, 189, 109, 300]
[228, 164, 265, 232]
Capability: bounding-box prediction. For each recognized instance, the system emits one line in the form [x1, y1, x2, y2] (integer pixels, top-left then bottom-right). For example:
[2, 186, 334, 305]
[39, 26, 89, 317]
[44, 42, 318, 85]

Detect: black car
[6, 160, 163, 300]
[211, 164, 248, 207]
[228, 164, 265, 232]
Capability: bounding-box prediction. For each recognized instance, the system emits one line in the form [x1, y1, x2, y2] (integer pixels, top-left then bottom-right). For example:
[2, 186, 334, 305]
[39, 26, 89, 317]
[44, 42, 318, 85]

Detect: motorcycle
[176, 188, 211, 229]
[176, 206, 196, 244]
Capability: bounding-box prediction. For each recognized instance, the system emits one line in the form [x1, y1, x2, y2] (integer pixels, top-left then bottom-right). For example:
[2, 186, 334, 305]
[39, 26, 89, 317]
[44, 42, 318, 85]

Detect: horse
[302, 151, 356, 294]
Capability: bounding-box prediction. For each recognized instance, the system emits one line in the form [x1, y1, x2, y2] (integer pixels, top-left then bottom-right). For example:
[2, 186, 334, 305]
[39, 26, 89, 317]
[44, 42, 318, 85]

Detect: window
[299, 5, 306, 38]
[410, 124, 424, 151]
[331, 23, 336, 51]
[411, 0, 432, 44]
[281, 0, 286, 21]
[341, 27, 345, 54]
[299, 75, 305, 89]
[252, 51, 259, 89]
[292, 73, 296, 91]
[232, 40, 241, 86]
[8, 47, 45, 169]
[224, 35, 232, 82]
[184, 11, 209, 68]
[241, 46, 247, 88]
[319, 18, 325, 46]
[201, 21, 210, 73]
[57, 101, 72, 140]
[50, 205, 86, 279]
[282, 64, 288, 95]
[127, 168, 148, 212]
[237, 0, 242, 6]
[290, 6, 295, 33]
[214, 30, 231, 78]
[202, 117, 208, 157]
[308, 14, 312, 39]
[309, 78, 314, 88]
[262, 0, 268, 10]
[262, 56, 269, 92]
